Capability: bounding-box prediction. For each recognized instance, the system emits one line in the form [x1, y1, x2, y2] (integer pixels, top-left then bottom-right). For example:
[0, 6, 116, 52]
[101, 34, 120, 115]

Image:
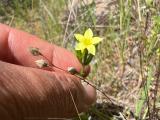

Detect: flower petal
[74, 34, 84, 42]
[92, 37, 102, 44]
[87, 45, 96, 55]
[84, 28, 93, 39]
[75, 43, 85, 51]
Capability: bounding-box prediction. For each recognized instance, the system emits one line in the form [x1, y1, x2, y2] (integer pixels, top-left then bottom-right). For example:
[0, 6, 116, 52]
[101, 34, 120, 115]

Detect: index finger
[0, 23, 82, 72]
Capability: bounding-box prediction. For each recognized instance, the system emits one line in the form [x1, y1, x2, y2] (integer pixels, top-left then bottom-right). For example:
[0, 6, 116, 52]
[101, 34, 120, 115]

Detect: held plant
[29, 30, 113, 103]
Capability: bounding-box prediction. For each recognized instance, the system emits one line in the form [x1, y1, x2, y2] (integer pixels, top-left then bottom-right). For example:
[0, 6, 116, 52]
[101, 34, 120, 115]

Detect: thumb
[0, 61, 96, 119]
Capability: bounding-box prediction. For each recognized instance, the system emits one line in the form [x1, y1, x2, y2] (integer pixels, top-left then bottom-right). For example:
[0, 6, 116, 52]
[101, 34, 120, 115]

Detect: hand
[0, 24, 96, 120]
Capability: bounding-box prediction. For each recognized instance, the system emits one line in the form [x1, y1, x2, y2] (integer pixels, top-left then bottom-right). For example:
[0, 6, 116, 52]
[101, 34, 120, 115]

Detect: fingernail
[81, 65, 90, 77]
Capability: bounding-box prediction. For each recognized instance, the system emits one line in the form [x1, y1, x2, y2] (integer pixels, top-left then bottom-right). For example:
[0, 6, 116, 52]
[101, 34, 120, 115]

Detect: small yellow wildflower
[74, 28, 102, 55]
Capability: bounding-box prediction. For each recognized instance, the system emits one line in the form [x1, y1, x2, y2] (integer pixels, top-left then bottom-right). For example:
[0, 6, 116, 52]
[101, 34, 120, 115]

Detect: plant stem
[40, 51, 114, 104]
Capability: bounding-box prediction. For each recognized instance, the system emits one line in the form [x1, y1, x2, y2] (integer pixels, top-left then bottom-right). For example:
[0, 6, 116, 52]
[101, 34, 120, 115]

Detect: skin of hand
[0, 23, 96, 120]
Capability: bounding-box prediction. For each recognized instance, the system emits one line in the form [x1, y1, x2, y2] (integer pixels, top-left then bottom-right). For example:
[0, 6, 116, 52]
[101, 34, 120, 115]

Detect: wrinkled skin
[0, 24, 96, 120]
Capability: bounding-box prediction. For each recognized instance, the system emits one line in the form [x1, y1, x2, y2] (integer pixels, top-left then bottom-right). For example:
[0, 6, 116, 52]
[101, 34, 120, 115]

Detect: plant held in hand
[29, 30, 113, 103]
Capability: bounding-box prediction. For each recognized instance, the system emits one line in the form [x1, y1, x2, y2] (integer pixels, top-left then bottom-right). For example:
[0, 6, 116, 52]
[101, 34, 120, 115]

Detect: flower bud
[35, 59, 49, 68]
[29, 47, 41, 56]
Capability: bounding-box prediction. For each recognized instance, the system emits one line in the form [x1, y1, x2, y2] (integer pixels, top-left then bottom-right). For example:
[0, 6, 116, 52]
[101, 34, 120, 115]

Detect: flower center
[83, 38, 92, 46]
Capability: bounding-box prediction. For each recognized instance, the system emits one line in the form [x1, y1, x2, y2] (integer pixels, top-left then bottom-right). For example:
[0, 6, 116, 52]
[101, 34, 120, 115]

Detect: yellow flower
[74, 28, 102, 55]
